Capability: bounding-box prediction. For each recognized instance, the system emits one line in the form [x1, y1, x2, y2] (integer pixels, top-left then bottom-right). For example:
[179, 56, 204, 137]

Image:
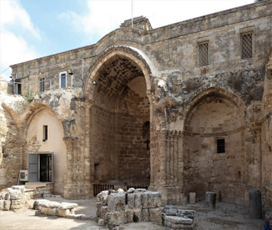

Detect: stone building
[1, 0, 272, 208]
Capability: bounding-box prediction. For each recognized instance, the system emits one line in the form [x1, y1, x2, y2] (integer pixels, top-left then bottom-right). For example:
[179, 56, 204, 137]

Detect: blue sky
[0, 0, 254, 79]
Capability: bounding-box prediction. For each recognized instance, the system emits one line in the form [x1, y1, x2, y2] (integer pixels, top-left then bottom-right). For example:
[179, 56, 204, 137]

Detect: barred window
[198, 42, 209, 67]
[39, 78, 45, 93]
[241, 33, 253, 59]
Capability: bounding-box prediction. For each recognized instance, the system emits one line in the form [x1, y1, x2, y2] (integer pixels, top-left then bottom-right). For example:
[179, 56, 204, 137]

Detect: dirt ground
[0, 197, 265, 230]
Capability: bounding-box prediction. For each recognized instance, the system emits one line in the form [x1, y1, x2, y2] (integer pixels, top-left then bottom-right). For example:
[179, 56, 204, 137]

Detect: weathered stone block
[105, 211, 127, 226]
[41, 207, 50, 215]
[11, 186, 25, 194]
[58, 202, 78, 210]
[98, 219, 105, 226]
[128, 193, 141, 209]
[147, 192, 162, 208]
[11, 200, 23, 209]
[59, 209, 71, 217]
[48, 201, 60, 208]
[3, 200, 11, 210]
[35, 210, 41, 216]
[164, 216, 193, 229]
[48, 207, 59, 216]
[107, 193, 126, 211]
[149, 208, 162, 224]
[8, 188, 23, 200]
[97, 190, 109, 206]
[205, 192, 216, 209]
[162, 205, 178, 215]
[126, 209, 141, 223]
[0, 200, 4, 210]
[141, 208, 149, 221]
[189, 192, 196, 204]
[177, 210, 196, 219]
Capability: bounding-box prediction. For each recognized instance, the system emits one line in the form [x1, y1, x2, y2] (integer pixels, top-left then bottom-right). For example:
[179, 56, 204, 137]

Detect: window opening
[59, 72, 67, 88]
[39, 78, 45, 93]
[43, 125, 48, 141]
[16, 81, 22, 95]
[198, 42, 209, 67]
[217, 139, 225, 153]
[241, 33, 253, 59]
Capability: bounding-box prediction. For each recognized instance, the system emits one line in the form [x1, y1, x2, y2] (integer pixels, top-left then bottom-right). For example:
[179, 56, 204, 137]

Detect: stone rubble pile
[0, 185, 33, 210]
[96, 188, 162, 227]
[162, 205, 196, 229]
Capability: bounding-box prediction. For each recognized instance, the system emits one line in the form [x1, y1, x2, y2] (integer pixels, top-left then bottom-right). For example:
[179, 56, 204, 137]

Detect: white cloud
[0, 0, 40, 79]
[0, 0, 40, 40]
[60, 0, 253, 43]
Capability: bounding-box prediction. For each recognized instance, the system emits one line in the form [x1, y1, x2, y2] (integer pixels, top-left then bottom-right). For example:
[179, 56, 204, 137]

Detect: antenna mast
[131, 0, 134, 28]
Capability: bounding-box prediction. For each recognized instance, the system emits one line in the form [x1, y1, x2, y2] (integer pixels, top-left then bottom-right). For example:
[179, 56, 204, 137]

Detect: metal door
[28, 154, 38, 182]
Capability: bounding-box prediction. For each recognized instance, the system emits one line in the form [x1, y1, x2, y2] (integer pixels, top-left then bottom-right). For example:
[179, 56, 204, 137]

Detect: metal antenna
[131, 0, 134, 28]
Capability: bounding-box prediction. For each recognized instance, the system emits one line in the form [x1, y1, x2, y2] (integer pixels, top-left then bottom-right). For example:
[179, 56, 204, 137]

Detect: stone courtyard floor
[0, 197, 264, 230]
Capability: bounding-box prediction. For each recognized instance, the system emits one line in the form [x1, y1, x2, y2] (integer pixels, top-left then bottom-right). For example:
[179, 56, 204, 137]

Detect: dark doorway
[40, 154, 52, 182]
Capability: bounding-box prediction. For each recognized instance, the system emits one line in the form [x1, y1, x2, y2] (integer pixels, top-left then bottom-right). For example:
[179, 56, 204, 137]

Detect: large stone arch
[84, 46, 158, 187]
[183, 87, 250, 205]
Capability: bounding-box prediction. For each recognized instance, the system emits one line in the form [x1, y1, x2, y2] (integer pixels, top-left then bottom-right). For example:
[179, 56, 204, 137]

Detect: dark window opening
[217, 139, 225, 153]
[43, 125, 48, 141]
[39, 78, 45, 93]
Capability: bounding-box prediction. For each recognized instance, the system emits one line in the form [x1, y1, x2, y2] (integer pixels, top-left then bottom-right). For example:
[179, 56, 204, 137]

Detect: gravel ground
[0, 197, 265, 230]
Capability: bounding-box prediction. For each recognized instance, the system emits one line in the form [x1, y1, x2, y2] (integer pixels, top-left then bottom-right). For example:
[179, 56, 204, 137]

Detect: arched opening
[184, 90, 247, 205]
[26, 109, 67, 195]
[89, 54, 151, 186]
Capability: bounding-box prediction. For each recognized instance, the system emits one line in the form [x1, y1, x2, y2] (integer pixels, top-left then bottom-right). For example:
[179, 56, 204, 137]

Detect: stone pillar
[189, 192, 196, 204]
[249, 188, 262, 219]
[205, 192, 216, 209]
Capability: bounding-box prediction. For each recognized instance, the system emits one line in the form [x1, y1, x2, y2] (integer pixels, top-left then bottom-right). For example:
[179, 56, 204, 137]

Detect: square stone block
[48, 208, 59, 216]
[105, 211, 127, 226]
[59, 209, 71, 217]
[141, 208, 149, 222]
[3, 200, 11, 210]
[107, 193, 126, 211]
[41, 207, 50, 215]
[126, 208, 141, 223]
[128, 193, 141, 209]
[11, 200, 23, 209]
[149, 208, 162, 224]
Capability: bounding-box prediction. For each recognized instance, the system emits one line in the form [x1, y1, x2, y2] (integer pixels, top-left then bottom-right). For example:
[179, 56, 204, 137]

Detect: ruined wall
[184, 95, 246, 204]
[26, 109, 67, 194]
[117, 78, 150, 183]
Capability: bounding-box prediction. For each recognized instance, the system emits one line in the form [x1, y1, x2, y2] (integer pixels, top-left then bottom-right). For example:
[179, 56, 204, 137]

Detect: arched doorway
[184, 89, 247, 205]
[87, 47, 152, 186]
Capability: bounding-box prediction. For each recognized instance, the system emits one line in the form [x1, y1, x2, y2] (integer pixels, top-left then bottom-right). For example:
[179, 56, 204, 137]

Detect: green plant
[133, 213, 139, 223]
[22, 89, 34, 103]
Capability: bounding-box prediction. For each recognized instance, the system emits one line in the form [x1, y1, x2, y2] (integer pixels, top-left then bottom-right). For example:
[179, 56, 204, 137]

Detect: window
[43, 125, 48, 141]
[217, 139, 225, 153]
[39, 78, 45, 93]
[241, 32, 253, 59]
[15, 81, 22, 95]
[59, 72, 67, 88]
[198, 42, 209, 67]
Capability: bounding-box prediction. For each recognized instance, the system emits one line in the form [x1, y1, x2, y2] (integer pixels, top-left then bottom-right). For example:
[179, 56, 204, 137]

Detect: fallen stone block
[177, 210, 196, 219]
[4, 193, 10, 200]
[48, 201, 60, 208]
[35, 210, 41, 216]
[149, 208, 162, 224]
[11, 186, 25, 194]
[43, 192, 50, 198]
[105, 211, 127, 226]
[97, 190, 109, 206]
[11, 200, 23, 209]
[135, 188, 147, 193]
[163, 205, 178, 216]
[126, 208, 141, 223]
[107, 193, 126, 211]
[41, 207, 51, 215]
[58, 202, 78, 210]
[128, 193, 141, 209]
[80, 215, 92, 220]
[97, 205, 107, 218]
[98, 218, 105, 226]
[3, 200, 11, 210]
[48, 207, 59, 216]
[67, 214, 75, 219]
[0, 200, 4, 210]
[141, 208, 149, 222]
[164, 216, 193, 229]
[59, 209, 71, 217]
[8, 188, 23, 200]
[127, 188, 135, 193]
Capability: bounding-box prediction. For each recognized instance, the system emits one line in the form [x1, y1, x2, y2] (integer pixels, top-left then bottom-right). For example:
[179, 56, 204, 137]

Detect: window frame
[197, 41, 209, 67]
[240, 32, 254, 60]
[216, 138, 225, 154]
[43, 125, 48, 141]
[59, 71, 67, 89]
[39, 77, 45, 93]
